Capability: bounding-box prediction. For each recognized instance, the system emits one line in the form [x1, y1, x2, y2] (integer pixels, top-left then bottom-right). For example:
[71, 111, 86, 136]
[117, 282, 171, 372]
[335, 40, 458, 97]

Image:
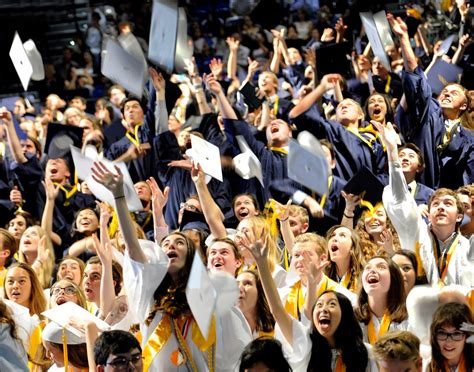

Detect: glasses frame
[435, 330, 466, 342]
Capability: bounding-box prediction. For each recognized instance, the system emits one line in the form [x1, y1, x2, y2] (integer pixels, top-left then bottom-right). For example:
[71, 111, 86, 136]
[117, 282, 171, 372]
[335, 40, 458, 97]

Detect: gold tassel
[263, 199, 279, 239]
[62, 327, 68, 371]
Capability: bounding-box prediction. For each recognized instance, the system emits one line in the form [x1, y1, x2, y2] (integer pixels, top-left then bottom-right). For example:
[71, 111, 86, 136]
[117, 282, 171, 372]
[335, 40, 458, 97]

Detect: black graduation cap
[316, 42, 352, 79]
[44, 122, 83, 183]
[179, 209, 210, 233]
[343, 166, 385, 207]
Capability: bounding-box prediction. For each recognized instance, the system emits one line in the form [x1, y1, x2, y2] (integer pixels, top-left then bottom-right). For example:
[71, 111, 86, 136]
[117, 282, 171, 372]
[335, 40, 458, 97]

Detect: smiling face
[428, 195, 463, 230]
[364, 206, 387, 237]
[75, 209, 99, 235]
[327, 227, 352, 266]
[5, 267, 32, 308]
[436, 325, 466, 365]
[161, 234, 189, 279]
[50, 279, 79, 307]
[233, 195, 258, 221]
[399, 147, 422, 180]
[336, 99, 363, 127]
[8, 215, 27, 241]
[237, 272, 258, 315]
[258, 72, 278, 95]
[313, 292, 342, 344]
[362, 257, 391, 296]
[19, 226, 40, 255]
[367, 94, 388, 123]
[207, 241, 241, 276]
[438, 84, 468, 117]
[392, 254, 416, 294]
[83, 263, 102, 303]
[58, 259, 82, 285]
[265, 119, 292, 147]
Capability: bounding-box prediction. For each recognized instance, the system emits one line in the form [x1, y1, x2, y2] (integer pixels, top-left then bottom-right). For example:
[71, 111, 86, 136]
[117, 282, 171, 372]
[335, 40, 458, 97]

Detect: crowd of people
[0, 0, 473, 371]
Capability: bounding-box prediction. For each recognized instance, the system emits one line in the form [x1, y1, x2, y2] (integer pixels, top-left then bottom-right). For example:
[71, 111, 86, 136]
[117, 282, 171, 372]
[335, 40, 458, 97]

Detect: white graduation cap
[186, 253, 239, 338]
[174, 7, 194, 73]
[70, 146, 143, 211]
[287, 131, 331, 196]
[190, 134, 223, 182]
[360, 12, 391, 70]
[23, 39, 45, 81]
[186, 252, 217, 339]
[373, 10, 395, 49]
[102, 37, 146, 98]
[117, 32, 149, 84]
[9, 32, 33, 91]
[149, 0, 179, 74]
[42, 302, 110, 340]
[233, 135, 264, 186]
[437, 34, 456, 56]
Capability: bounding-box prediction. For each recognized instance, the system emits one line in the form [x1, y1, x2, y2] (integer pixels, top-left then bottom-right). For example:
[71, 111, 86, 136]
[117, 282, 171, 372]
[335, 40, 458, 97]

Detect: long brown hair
[325, 225, 364, 292]
[145, 232, 196, 324]
[355, 256, 407, 324]
[239, 270, 274, 333]
[428, 302, 473, 372]
[4, 262, 47, 316]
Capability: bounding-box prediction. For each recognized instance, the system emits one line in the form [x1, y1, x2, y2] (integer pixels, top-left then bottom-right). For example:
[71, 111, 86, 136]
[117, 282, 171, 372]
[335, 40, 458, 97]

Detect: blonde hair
[288, 205, 309, 226]
[294, 232, 327, 257]
[18, 226, 55, 288]
[50, 279, 87, 309]
[240, 216, 280, 273]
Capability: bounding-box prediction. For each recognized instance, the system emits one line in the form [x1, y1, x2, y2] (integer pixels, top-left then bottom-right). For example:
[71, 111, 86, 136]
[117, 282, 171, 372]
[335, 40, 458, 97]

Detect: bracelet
[343, 213, 354, 218]
[114, 195, 125, 200]
[280, 217, 289, 222]
[35, 259, 43, 265]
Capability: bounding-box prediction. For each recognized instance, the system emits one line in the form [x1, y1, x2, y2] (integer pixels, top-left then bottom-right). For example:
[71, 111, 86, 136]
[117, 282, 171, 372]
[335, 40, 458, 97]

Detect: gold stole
[28, 321, 45, 371]
[269, 146, 288, 155]
[367, 313, 392, 345]
[432, 233, 460, 286]
[142, 314, 216, 371]
[0, 266, 5, 287]
[335, 352, 346, 372]
[284, 276, 333, 320]
[126, 123, 142, 148]
[444, 354, 467, 372]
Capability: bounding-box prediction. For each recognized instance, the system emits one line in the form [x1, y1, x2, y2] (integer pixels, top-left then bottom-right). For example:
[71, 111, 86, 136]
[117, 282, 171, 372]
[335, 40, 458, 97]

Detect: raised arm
[274, 199, 295, 255]
[388, 14, 418, 73]
[185, 57, 212, 115]
[41, 178, 62, 246]
[241, 57, 260, 87]
[226, 37, 239, 81]
[205, 74, 238, 120]
[150, 68, 169, 135]
[270, 30, 283, 73]
[0, 108, 27, 164]
[191, 163, 227, 238]
[289, 74, 340, 119]
[303, 252, 329, 320]
[145, 177, 170, 243]
[243, 231, 294, 344]
[91, 162, 146, 263]
[452, 34, 471, 65]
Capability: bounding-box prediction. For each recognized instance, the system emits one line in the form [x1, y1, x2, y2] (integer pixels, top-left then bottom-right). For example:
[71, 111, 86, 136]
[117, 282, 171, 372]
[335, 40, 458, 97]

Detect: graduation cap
[9, 32, 34, 91]
[233, 135, 264, 186]
[343, 166, 384, 208]
[426, 59, 463, 96]
[316, 42, 352, 78]
[102, 38, 146, 98]
[360, 12, 391, 70]
[179, 209, 209, 234]
[437, 34, 456, 56]
[23, 39, 45, 81]
[239, 82, 263, 110]
[287, 131, 331, 196]
[186, 251, 240, 338]
[70, 146, 143, 211]
[117, 32, 148, 84]
[373, 10, 395, 49]
[190, 134, 223, 182]
[149, 1, 193, 74]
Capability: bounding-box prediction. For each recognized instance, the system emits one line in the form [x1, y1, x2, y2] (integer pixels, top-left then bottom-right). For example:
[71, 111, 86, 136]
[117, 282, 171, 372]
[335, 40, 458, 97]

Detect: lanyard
[126, 123, 142, 147]
[316, 175, 333, 209]
[269, 146, 288, 155]
[384, 74, 392, 94]
[346, 127, 376, 149]
[367, 313, 392, 345]
[272, 95, 279, 117]
[432, 233, 460, 285]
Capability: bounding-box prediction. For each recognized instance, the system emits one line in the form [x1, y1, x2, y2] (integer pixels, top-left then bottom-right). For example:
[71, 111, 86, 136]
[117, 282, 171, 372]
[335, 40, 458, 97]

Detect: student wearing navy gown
[389, 13, 474, 189]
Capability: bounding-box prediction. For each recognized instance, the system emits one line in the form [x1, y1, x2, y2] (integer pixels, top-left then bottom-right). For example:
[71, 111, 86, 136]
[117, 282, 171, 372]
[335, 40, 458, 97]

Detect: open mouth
[318, 316, 331, 330]
[167, 251, 178, 259]
[271, 126, 279, 133]
[56, 296, 67, 305]
[367, 275, 379, 284]
[10, 291, 21, 297]
[213, 261, 224, 269]
[372, 108, 381, 116]
[330, 244, 339, 253]
[238, 209, 249, 218]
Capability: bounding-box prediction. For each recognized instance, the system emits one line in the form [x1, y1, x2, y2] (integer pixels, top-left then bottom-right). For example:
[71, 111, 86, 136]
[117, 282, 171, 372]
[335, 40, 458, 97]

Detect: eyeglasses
[180, 202, 198, 212]
[50, 286, 77, 296]
[436, 330, 465, 341]
[107, 354, 143, 370]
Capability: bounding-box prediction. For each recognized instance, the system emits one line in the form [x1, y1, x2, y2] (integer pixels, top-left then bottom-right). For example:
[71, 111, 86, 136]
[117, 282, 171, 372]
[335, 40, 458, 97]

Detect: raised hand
[190, 161, 206, 185]
[146, 176, 170, 210]
[209, 58, 224, 79]
[304, 197, 324, 218]
[321, 28, 335, 42]
[0, 107, 13, 125]
[168, 157, 193, 170]
[91, 162, 124, 198]
[273, 198, 292, 222]
[37, 236, 51, 264]
[341, 191, 360, 212]
[387, 13, 408, 38]
[371, 121, 398, 153]
[95, 236, 113, 266]
[97, 201, 112, 227]
[239, 227, 268, 262]
[304, 47, 316, 68]
[226, 37, 240, 51]
[335, 18, 348, 42]
[376, 228, 395, 255]
[150, 67, 166, 93]
[247, 57, 260, 78]
[43, 177, 60, 201]
[302, 250, 329, 286]
[320, 73, 342, 91]
[9, 186, 23, 206]
[184, 57, 199, 78]
[204, 73, 223, 95]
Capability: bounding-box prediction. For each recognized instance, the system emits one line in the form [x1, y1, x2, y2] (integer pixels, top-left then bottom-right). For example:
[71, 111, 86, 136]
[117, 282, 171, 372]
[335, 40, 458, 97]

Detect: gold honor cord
[432, 233, 460, 286]
[126, 123, 143, 148]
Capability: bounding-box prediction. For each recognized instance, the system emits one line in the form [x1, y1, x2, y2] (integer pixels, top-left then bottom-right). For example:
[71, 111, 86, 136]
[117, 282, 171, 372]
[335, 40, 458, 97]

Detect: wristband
[114, 195, 125, 200]
[343, 213, 354, 218]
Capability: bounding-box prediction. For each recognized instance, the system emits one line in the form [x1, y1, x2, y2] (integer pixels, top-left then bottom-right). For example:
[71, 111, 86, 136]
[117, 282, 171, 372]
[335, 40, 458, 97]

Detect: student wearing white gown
[91, 162, 250, 371]
[240, 229, 369, 372]
[378, 120, 471, 287]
